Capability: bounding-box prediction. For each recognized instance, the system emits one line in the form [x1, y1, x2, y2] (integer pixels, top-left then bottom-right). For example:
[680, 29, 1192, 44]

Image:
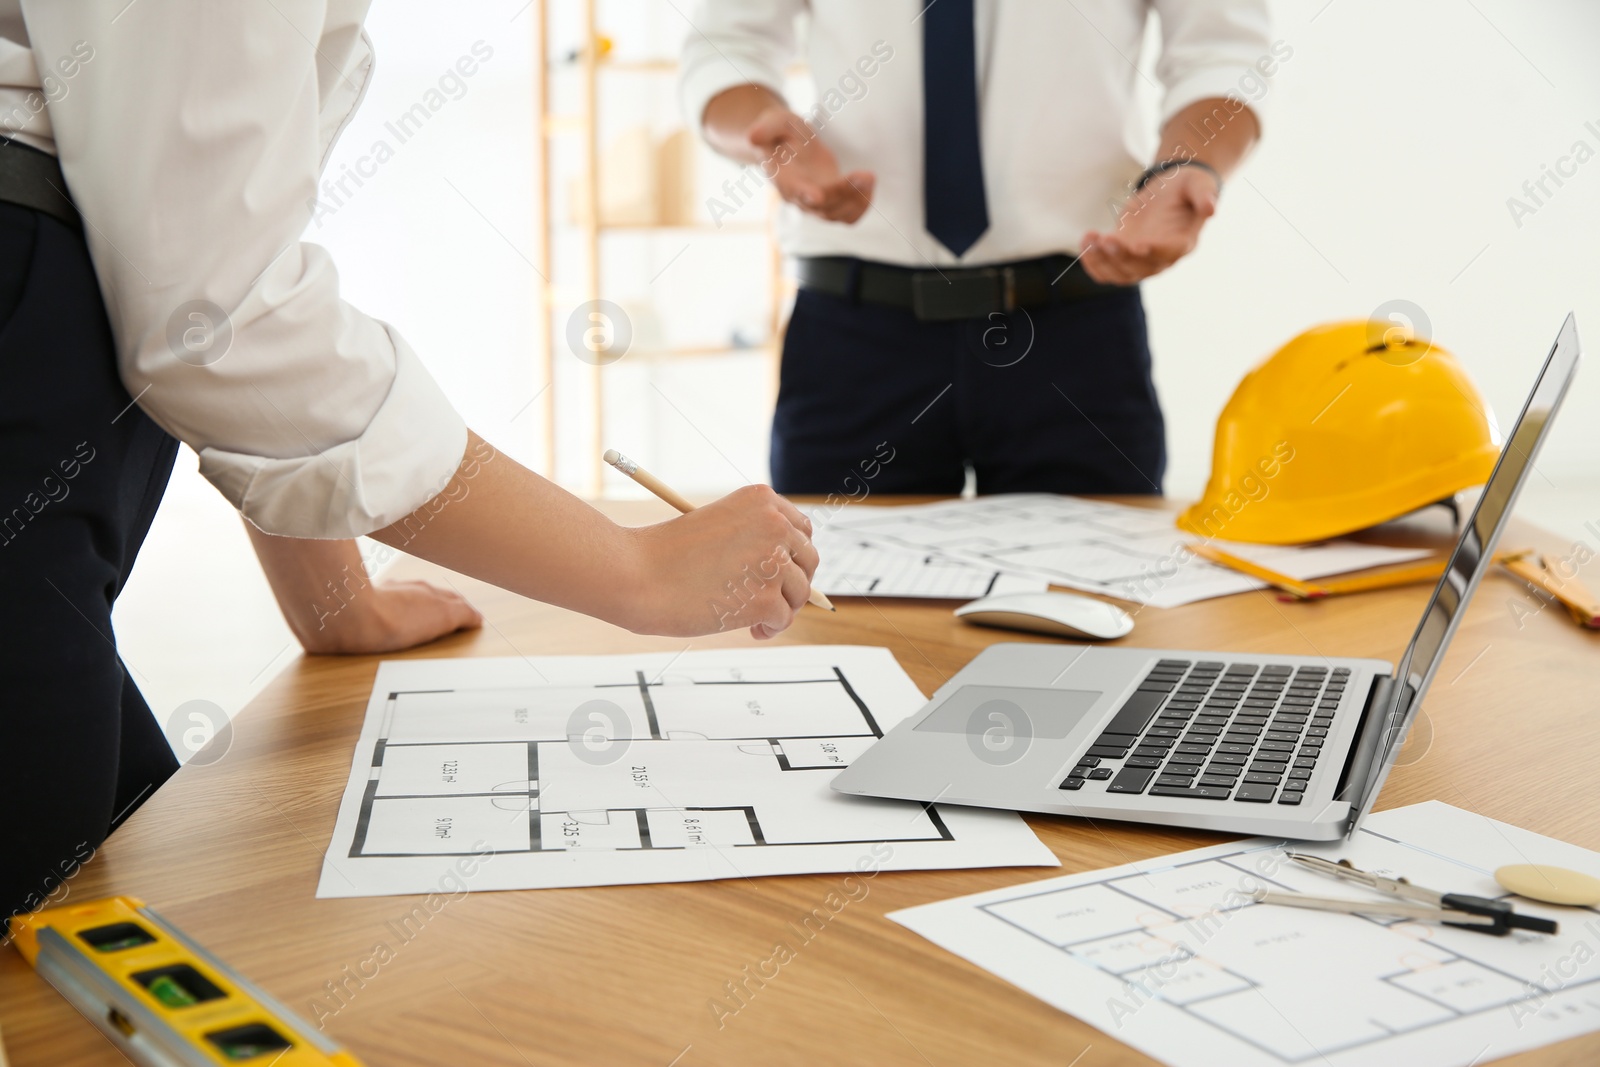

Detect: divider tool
[1253, 854, 1558, 936]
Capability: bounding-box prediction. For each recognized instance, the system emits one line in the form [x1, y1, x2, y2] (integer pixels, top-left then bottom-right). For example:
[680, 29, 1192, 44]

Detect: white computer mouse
[954, 591, 1135, 640]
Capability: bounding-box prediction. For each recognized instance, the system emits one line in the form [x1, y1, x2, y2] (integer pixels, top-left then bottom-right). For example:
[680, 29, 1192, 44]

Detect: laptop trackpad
[912, 685, 1102, 740]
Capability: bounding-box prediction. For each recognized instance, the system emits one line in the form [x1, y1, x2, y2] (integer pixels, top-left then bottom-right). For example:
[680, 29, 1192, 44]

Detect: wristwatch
[1133, 158, 1222, 195]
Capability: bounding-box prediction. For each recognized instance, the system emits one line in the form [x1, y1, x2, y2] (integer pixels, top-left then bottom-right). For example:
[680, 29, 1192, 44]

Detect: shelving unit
[535, 0, 788, 496]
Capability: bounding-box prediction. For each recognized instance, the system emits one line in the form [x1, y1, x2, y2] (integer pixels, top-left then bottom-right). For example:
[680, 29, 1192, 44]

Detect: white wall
[1143, 0, 1600, 531]
[312, 2, 540, 464]
[115, 0, 1600, 751]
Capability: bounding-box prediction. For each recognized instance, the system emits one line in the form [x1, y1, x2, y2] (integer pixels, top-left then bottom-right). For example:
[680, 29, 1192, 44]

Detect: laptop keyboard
[1059, 659, 1350, 806]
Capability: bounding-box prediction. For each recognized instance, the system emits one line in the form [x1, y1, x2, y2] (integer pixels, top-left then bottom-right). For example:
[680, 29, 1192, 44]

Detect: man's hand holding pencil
[606, 451, 829, 640]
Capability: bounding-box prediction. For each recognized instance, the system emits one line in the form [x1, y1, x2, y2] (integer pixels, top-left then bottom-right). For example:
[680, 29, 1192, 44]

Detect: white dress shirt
[681, 0, 1273, 268]
[1, 1, 467, 539]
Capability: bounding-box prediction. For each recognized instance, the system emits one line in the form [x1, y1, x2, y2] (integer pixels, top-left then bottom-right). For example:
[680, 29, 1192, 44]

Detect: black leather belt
[0, 137, 80, 231]
[795, 253, 1120, 322]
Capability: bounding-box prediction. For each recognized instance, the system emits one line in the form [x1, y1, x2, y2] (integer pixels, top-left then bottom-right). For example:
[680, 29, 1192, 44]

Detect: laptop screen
[1347, 313, 1581, 830]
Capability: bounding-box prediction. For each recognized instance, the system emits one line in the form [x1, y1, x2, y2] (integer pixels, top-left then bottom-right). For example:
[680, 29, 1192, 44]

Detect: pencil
[603, 449, 835, 612]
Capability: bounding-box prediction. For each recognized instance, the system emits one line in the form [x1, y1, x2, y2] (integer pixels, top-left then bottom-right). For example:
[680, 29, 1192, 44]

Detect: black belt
[0, 138, 80, 231]
[795, 253, 1120, 322]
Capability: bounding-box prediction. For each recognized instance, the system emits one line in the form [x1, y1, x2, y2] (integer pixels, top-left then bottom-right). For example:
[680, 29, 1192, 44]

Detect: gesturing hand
[622, 484, 820, 640]
[746, 106, 876, 223]
[1078, 165, 1220, 285]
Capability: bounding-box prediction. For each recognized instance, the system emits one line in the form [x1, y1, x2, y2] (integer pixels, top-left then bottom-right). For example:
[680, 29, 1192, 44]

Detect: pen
[603, 449, 835, 612]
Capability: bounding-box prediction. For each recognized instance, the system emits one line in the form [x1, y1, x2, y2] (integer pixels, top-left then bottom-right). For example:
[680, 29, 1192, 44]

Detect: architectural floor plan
[815, 495, 1429, 608]
[892, 802, 1600, 1067]
[809, 525, 1046, 600]
[318, 647, 1057, 897]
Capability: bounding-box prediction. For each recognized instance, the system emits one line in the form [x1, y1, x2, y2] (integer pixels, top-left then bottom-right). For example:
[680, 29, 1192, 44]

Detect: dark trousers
[770, 286, 1166, 496]
[1, 201, 178, 922]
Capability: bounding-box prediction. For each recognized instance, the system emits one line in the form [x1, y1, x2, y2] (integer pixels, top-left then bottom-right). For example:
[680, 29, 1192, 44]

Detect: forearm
[369, 432, 642, 630]
[1156, 97, 1260, 179]
[247, 525, 374, 648]
[701, 83, 788, 164]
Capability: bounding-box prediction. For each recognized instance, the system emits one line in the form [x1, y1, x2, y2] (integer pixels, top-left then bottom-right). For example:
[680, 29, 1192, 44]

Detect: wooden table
[4, 500, 1597, 1066]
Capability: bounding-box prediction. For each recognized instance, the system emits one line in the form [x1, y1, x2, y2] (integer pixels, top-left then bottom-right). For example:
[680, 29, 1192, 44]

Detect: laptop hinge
[1335, 677, 1393, 808]
[1335, 674, 1412, 834]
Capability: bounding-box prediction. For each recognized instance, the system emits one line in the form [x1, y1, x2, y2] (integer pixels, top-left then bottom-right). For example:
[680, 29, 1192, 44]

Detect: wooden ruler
[1195, 542, 1600, 629]
[1500, 549, 1600, 628]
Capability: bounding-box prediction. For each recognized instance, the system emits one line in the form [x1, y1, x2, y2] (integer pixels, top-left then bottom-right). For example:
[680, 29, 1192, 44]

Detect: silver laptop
[833, 314, 1581, 840]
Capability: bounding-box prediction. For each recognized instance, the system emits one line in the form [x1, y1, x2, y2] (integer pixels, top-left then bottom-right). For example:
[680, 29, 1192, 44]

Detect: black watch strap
[1134, 158, 1222, 195]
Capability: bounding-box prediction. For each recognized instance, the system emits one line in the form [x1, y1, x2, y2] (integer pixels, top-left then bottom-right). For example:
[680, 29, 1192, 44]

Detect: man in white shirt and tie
[681, 0, 1275, 496]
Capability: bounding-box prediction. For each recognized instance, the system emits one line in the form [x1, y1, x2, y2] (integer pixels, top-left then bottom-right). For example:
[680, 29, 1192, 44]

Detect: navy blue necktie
[923, 0, 989, 257]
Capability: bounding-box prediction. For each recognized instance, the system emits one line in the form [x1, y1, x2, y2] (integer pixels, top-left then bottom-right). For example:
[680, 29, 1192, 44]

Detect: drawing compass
[1253, 854, 1559, 936]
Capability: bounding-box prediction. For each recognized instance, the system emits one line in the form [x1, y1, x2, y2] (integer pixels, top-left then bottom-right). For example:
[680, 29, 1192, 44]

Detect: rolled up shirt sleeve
[21, 1, 467, 539]
[678, 0, 801, 128]
[1151, 0, 1274, 128]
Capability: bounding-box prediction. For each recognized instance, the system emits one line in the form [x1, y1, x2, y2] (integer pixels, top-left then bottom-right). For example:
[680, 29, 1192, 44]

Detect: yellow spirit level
[10, 896, 363, 1065]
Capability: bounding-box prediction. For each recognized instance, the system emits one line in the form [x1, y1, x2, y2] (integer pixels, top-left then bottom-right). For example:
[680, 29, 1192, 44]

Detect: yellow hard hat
[1177, 320, 1502, 545]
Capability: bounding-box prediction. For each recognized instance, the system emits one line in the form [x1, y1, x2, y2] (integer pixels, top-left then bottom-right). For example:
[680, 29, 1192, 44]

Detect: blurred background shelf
[537, 0, 790, 495]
